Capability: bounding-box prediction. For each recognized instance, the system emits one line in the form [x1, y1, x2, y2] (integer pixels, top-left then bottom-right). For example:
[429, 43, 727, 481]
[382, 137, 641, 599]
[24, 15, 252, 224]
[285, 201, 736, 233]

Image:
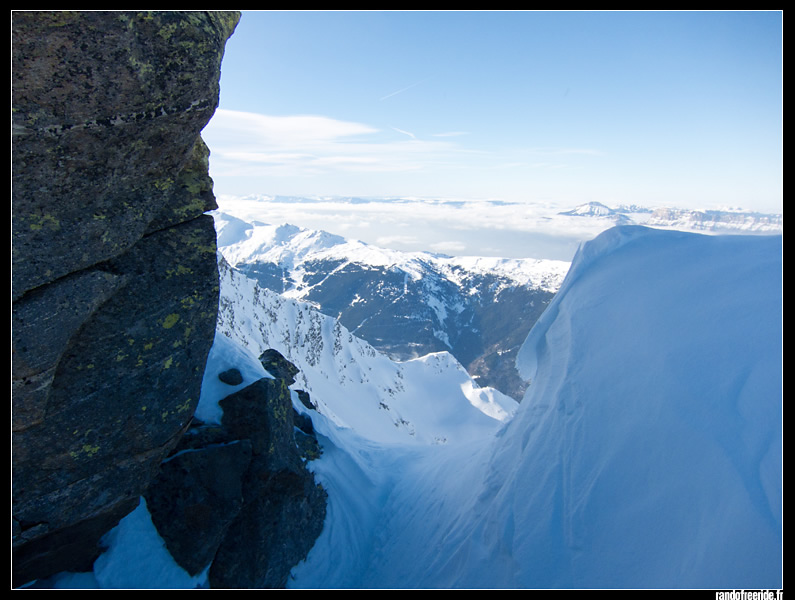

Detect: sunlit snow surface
[44, 225, 781, 589]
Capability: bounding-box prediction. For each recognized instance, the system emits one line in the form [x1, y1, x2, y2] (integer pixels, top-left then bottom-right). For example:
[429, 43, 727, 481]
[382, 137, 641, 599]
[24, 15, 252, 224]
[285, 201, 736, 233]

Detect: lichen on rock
[12, 10, 239, 586]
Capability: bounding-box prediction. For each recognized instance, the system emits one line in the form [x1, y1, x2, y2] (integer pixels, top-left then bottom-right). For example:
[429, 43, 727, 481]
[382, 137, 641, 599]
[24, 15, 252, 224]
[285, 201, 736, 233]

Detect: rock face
[12, 11, 239, 586]
[144, 362, 327, 588]
[144, 436, 254, 578]
[210, 378, 327, 589]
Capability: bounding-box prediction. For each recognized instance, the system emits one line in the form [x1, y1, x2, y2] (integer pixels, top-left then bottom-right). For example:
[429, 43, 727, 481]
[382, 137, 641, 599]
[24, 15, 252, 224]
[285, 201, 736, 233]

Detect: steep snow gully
[49, 225, 781, 589]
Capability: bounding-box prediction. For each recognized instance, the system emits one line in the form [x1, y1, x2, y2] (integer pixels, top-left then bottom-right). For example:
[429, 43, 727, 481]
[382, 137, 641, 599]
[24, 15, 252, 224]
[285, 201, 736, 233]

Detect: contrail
[379, 77, 432, 101]
[391, 126, 416, 139]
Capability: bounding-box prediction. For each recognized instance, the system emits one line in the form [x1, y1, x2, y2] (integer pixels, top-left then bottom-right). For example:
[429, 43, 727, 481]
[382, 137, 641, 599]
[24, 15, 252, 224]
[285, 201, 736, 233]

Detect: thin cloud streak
[207, 109, 379, 146]
[391, 126, 417, 139]
[378, 77, 432, 101]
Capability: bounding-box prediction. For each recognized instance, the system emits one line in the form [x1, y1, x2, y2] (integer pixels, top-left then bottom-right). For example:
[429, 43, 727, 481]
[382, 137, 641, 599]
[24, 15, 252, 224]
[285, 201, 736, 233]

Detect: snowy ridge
[565, 201, 613, 216]
[645, 207, 783, 233]
[559, 200, 628, 220]
[213, 210, 570, 294]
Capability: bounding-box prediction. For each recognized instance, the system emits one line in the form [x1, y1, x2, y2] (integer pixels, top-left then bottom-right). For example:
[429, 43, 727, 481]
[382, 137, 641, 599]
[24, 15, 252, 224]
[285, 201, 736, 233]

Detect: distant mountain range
[559, 201, 783, 233]
[210, 199, 781, 401]
[213, 212, 570, 401]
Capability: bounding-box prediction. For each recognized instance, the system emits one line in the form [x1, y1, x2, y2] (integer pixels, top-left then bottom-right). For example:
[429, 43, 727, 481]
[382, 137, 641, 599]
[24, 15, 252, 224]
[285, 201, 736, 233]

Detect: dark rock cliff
[12, 11, 240, 586]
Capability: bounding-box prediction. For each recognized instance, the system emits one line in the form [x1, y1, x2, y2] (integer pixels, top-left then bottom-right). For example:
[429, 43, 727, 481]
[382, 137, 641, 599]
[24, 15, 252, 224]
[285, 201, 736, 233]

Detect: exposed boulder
[218, 368, 244, 386]
[295, 389, 315, 411]
[210, 378, 327, 588]
[145, 377, 327, 588]
[210, 463, 327, 589]
[144, 439, 253, 577]
[12, 10, 239, 586]
[259, 348, 300, 385]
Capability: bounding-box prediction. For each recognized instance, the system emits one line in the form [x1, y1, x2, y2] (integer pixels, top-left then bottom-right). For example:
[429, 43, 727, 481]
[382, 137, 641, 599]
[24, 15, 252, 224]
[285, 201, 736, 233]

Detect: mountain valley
[214, 211, 571, 401]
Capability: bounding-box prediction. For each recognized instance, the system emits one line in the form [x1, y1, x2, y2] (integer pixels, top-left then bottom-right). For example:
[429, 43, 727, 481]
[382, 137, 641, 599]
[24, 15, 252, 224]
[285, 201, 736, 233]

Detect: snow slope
[42, 225, 781, 589]
[38, 255, 517, 589]
[501, 226, 783, 588]
[290, 225, 782, 589]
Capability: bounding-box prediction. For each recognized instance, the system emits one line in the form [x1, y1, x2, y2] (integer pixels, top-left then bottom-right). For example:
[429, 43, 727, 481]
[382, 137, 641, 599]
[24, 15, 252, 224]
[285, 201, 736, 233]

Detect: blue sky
[202, 10, 783, 214]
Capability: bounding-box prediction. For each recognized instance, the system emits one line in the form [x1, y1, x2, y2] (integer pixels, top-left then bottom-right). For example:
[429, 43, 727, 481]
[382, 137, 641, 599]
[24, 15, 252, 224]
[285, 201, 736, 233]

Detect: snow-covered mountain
[558, 200, 633, 224]
[645, 207, 784, 233]
[561, 201, 782, 234]
[45, 224, 781, 589]
[212, 210, 570, 400]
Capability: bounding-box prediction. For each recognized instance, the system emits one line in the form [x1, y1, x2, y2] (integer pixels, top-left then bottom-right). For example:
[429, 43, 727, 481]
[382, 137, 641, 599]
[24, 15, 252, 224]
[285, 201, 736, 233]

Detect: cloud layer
[212, 194, 616, 261]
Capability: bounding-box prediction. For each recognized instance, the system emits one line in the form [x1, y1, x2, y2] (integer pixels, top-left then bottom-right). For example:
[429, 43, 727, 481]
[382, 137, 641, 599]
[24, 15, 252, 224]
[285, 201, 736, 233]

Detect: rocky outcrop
[210, 377, 327, 589]
[144, 437, 254, 578]
[144, 360, 327, 588]
[259, 348, 301, 385]
[12, 11, 239, 586]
